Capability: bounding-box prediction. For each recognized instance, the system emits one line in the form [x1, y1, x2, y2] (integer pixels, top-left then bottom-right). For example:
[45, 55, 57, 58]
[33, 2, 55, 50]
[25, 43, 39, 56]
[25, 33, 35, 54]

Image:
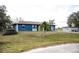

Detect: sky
[0, 0, 79, 28]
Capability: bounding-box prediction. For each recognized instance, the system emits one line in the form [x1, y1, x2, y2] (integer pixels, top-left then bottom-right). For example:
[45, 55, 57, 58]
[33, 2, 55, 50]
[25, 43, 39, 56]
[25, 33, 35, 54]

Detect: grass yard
[0, 32, 79, 53]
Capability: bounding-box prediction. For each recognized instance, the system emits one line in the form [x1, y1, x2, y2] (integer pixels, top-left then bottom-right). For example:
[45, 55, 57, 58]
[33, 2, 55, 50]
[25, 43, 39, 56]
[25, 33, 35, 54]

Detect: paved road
[25, 43, 79, 53]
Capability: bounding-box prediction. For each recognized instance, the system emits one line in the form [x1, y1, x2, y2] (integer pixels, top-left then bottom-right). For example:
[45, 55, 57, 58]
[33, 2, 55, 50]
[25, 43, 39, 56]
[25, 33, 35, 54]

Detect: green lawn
[0, 32, 79, 53]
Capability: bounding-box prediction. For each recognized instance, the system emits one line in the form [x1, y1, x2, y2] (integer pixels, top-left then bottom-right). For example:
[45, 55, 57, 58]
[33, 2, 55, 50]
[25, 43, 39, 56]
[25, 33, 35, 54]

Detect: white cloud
[0, 0, 79, 27]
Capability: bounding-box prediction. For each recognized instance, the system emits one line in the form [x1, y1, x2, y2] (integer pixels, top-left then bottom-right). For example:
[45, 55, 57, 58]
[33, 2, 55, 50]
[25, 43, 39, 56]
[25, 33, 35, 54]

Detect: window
[32, 25, 37, 28]
[72, 30, 74, 32]
[22, 25, 25, 28]
[22, 25, 25, 26]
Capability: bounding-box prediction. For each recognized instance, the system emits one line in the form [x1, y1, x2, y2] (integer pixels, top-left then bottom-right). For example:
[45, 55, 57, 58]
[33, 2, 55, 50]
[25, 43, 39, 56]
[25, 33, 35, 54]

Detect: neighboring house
[62, 27, 79, 32]
[13, 21, 55, 32]
[62, 23, 79, 32]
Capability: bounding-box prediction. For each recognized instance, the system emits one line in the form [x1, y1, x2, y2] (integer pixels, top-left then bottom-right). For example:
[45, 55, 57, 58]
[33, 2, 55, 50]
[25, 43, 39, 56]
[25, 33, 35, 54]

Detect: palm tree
[40, 21, 50, 38]
[40, 21, 50, 31]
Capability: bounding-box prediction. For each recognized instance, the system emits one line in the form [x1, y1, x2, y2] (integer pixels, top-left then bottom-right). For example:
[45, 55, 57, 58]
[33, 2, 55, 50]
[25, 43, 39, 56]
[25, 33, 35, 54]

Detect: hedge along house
[13, 21, 55, 32]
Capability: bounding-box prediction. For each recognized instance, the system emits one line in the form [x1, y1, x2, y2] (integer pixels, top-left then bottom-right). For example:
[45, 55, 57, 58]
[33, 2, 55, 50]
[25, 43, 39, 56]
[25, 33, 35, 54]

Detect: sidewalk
[24, 43, 79, 53]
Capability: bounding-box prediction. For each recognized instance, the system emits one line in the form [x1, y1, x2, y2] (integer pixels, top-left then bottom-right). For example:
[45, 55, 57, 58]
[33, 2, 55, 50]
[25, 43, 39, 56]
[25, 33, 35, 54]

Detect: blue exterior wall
[14, 24, 55, 31]
[18, 24, 32, 31]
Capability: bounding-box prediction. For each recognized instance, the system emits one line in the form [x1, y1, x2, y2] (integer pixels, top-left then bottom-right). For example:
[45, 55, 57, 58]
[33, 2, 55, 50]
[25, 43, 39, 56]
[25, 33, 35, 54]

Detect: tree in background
[67, 11, 79, 27]
[0, 5, 12, 31]
[49, 19, 55, 25]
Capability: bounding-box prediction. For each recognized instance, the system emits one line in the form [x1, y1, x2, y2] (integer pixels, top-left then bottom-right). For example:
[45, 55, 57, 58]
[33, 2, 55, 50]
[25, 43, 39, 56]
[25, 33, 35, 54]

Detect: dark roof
[13, 21, 41, 25]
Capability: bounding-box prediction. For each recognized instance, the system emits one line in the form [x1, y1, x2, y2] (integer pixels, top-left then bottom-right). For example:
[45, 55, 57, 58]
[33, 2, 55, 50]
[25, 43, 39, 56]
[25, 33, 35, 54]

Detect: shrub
[3, 29, 18, 35]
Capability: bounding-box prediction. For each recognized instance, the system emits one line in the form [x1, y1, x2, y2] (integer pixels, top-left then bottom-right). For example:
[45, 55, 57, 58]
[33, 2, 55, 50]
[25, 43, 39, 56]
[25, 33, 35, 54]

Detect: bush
[3, 29, 18, 35]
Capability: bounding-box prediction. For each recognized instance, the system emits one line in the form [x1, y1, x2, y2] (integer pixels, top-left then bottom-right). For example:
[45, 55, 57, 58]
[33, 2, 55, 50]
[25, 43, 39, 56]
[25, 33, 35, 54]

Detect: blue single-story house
[13, 21, 55, 32]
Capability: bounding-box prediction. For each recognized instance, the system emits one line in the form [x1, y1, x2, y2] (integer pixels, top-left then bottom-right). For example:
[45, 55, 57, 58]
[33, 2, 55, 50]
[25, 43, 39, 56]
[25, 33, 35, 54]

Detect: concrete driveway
[25, 43, 79, 53]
